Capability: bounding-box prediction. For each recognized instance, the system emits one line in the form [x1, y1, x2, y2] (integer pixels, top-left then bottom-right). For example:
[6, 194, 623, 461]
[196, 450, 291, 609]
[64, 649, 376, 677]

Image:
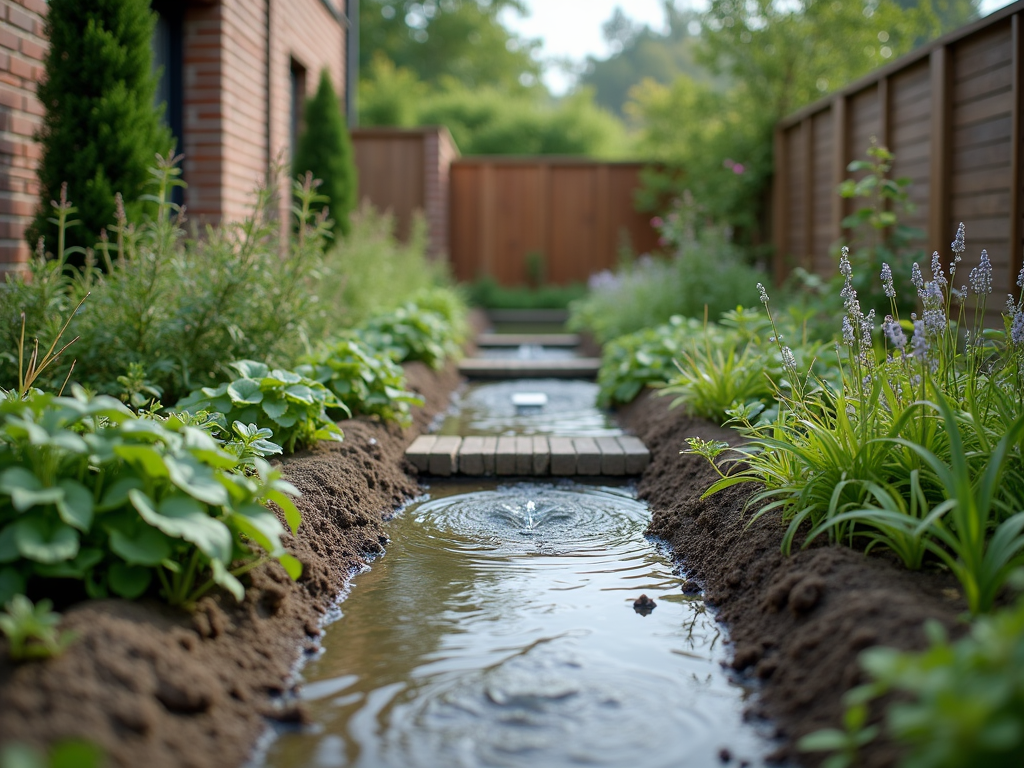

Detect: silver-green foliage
[0, 387, 302, 606]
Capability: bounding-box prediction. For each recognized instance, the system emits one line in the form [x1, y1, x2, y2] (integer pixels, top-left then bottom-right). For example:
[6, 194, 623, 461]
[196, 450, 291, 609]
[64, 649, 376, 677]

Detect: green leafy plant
[299, 339, 423, 427]
[356, 301, 462, 370]
[0, 740, 103, 768]
[0, 387, 303, 606]
[175, 361, 344, 454]
[0, 595, 75, 661]
[468, 277, 588, 310]
[808, 593, 1024, 768]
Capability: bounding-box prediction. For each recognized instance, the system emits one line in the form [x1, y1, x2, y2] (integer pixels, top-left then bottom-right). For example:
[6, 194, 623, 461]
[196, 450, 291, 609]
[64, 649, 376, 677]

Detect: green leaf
[0, 524, 19, 563]
[34, 547, 103, 578]
[56, 479, 94, 531]
[0, 566, 26, 605]
[97, 476, 146, 511]
[164, 454, 229, 506]
[109, 525, 172, 566]
[229, 360, 269, 379]
[50, 741, 104, 768]
[13, 518, 79, 564]
[114, 444, 170, 478]
[284, 384, 314, 404]
[108, 562, 152, 599]
[231, 503, 285, 554]
[210, 558, 245, 602]
[278, 552, 303, 580]
[261, 395, 288, 419]
[797, 729, 850, 751]
[131, 490, 232, 563]
[227, 378, 264, 405]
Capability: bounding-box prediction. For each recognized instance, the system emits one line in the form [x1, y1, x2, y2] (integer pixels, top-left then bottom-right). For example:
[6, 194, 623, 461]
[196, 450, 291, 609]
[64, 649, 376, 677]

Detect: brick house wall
[0, 0, 46, 273]
[0, 0, 351, 273]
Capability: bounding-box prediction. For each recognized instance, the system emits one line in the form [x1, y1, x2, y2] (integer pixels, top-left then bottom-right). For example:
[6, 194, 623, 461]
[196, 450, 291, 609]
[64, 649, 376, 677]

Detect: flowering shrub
[692, 225, 1024, 614]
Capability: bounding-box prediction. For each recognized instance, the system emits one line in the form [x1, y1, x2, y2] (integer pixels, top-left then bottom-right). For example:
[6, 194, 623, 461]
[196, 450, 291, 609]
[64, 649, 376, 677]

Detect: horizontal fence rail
[774, 0, 1024, 301]
[449, 158, 660, 286]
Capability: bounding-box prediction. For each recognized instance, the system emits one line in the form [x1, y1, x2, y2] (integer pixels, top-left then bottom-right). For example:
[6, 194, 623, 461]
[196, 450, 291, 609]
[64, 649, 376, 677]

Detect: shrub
[299, 339, 423, 427]
[293, 69, 357, 238]
[29, 0, 171, 254]
[568, 219, 762, 343]
[0, 387, 302, 607]
[1, 159, 330, 404]
[356, 299, 463, 370]
[468, 277, 587, 310]
[175, 360, 344, 454]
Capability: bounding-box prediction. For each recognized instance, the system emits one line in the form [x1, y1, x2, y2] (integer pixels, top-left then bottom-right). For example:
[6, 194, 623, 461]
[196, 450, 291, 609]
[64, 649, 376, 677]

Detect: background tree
[29, 0, 171, 255]
[359, 0, 542, 90]
[293, 70, 358, 238]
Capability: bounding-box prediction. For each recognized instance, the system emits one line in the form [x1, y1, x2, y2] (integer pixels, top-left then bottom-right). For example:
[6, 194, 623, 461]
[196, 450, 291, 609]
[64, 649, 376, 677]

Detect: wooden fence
[774, 0, 1024, 299]
[449, 158, 660, 286]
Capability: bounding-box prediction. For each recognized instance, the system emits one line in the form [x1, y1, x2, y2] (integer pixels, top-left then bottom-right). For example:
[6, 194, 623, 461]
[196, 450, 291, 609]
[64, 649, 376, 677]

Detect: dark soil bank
[0, 362, 460, 768]
[620, 389, 967, 767]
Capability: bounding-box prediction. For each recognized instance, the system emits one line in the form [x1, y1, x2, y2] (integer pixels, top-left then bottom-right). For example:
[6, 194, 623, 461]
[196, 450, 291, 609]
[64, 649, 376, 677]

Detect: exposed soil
[619, 389, 968, 767]
[0, 361, 461, 768]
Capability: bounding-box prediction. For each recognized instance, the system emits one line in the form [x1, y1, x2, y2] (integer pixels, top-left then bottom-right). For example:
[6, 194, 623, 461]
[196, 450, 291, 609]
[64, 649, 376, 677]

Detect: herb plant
[357, 302, 462, 370]
[175, 360, 344, 454]
[0, 595, 75, 661]
[299, 339, 423, 427]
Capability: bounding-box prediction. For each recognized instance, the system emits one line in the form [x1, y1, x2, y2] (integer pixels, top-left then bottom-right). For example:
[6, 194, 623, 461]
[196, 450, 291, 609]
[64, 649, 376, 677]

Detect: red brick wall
[0, 0, 349, 267]
[0, 0, 46, 273]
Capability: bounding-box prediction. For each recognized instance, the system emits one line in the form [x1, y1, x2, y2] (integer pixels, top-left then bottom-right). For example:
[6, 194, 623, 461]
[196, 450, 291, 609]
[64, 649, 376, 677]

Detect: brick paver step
[406, 435, 650, 477]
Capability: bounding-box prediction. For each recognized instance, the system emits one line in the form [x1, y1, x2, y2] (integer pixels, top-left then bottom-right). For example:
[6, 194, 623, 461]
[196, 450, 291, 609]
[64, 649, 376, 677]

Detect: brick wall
[0, 0, 46, 273]
[0, 0, 349, 269]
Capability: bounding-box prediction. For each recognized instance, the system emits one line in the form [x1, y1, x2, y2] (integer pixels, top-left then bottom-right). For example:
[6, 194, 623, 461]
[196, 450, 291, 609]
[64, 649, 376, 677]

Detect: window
[290, 58, 308, 163]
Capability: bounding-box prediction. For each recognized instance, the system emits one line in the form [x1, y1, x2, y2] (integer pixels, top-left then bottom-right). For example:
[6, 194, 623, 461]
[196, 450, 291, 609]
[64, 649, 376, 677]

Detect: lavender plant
[694, 225, 1024, 613]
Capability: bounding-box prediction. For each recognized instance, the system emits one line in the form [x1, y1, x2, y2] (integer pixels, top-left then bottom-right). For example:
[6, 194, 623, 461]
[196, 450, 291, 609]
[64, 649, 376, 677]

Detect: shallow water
[476, 345, 579, 361]
[259, 481, 775, 768]
[437, 379, 620, 437]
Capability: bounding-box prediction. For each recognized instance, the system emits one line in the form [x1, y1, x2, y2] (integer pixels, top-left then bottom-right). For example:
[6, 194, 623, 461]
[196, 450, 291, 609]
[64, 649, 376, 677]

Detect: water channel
[258, 379, 777, 768]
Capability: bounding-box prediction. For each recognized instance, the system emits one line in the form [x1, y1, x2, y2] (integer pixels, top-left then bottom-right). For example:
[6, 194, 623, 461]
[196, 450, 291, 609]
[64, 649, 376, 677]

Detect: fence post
[832, 95, 848, 247]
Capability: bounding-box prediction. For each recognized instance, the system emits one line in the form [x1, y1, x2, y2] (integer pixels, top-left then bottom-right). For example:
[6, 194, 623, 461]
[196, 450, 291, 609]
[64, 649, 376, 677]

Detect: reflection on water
[437, 380, 620, 437]
[476, 345, 578, 361]
[259, 482, 775, 768]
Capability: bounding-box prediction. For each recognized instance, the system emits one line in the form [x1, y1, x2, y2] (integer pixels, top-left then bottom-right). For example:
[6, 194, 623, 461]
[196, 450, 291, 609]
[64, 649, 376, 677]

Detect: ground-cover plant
[175, 361, 344, 454]
[298, 339, 423, 427]
[0, 595, 75, 661]
[804, 590, 1024, 768]
[568, 207, 762, 343]
[356, 298, 464, 370]
[0, 386, 302, 606]
[692, 227, 1024, 613]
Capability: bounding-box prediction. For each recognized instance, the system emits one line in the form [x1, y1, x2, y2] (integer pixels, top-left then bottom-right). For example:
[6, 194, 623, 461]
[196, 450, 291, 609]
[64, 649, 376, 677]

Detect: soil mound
[0, 362, 460, 768]
[620, 389, 966, 767]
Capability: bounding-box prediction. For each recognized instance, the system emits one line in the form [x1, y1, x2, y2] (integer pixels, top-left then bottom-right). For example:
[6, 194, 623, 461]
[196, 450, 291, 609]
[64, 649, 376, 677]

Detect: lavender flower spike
[757, 282, 769, 305]
[930, 251, 947, 288]
[911, 262, 923, 289]
[1012, 311, 1024, 346]
[881, 263, 895, 299]
[780, 346, 797, 374]
[969, 250, 993, 295]
[951, 222, 966, 256]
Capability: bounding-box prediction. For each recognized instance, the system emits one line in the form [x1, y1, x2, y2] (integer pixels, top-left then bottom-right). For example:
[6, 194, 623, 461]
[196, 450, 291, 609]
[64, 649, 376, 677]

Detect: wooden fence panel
[774, 1, 1024, 301]
[449, 159, 659, 286]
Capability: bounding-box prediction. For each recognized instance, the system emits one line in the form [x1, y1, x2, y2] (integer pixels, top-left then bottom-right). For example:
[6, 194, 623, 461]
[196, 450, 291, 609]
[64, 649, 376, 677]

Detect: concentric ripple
[437, 379, 620, 437]
[258, 482, 776, 768]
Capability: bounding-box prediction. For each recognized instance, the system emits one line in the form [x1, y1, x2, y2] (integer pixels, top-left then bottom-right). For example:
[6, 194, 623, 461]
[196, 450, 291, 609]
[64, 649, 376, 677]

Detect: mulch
[619, 388, 968, 767]
[0, 361, 461, 768]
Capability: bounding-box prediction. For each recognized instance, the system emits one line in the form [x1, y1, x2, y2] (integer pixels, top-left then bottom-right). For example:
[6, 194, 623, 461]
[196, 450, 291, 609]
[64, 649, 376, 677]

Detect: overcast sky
[501, 0, 1016, 95]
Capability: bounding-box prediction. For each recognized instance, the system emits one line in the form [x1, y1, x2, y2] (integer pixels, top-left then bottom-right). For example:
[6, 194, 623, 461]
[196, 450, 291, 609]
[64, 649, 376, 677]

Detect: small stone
[633, 594, 656, 616]
[718, 747, 732, 762]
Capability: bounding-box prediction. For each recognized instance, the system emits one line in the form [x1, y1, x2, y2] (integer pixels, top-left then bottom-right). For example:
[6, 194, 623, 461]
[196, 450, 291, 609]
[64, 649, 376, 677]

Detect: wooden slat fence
[774, 0, 1024, 300]
[449, 158, 660, 286]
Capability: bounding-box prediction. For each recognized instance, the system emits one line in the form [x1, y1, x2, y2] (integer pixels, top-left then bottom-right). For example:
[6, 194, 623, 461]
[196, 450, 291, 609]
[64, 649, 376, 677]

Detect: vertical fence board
[1012, 14, 1024, 288]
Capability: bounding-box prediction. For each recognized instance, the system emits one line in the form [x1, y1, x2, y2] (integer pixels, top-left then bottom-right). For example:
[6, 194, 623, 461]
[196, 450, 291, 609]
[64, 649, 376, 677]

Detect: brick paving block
[429, 436, 462, 476]
[595, 436, 626, 476]
[515, 436, 534, 474]
[573, 437, 602, 475]
[532, 436, 550, 475]
[496, 436, 518, 475]
[458, 436, 488, 476]
[481, 436, 498, 475]
[549, 437, 576, 476]
[406, 435, 437, 473]
[617, 436, 651, 474]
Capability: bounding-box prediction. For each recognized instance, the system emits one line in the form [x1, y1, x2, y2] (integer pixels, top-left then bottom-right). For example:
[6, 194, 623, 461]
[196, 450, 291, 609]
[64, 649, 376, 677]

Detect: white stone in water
[511, 392, 548, 407]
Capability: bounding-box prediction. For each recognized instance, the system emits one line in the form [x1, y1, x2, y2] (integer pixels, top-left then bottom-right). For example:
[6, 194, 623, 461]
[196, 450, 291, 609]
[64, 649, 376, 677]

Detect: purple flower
[969, 250, 993, 294]
[911, 262, 923, 289]
[883, 315, 906, 349]
[1012, 310, 1024, 346]
[930, 251, 947, 289]
[757, 283, 769, 305]
[951, 222, 966, 257]
[881, 263, 895, 299]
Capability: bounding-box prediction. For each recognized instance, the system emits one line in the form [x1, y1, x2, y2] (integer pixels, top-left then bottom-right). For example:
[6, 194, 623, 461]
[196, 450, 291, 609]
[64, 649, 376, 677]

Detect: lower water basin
[257, 481, 775, 768]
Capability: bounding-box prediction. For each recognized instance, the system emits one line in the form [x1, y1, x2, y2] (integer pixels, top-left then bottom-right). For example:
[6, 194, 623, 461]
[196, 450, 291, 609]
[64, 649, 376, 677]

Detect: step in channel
[458, 358, 602, 379]
[475, 333, 581, 348]
[406, 435, 650, 477]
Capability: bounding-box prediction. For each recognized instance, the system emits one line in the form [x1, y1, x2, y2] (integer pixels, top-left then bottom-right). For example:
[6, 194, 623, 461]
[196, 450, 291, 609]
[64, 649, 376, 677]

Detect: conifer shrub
[29, 0, 171, 254]
[293, 70, 358, 238]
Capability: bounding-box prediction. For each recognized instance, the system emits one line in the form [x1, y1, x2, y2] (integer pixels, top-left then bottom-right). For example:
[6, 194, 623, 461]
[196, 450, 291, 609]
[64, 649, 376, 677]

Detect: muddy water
[259, 481, 775, 768]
